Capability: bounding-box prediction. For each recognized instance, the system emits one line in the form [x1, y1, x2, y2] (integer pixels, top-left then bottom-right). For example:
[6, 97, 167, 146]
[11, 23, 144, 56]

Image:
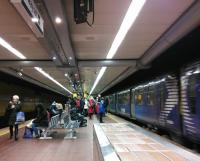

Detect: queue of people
[69, 95, 108, 123]
[4, 94, 109, 140]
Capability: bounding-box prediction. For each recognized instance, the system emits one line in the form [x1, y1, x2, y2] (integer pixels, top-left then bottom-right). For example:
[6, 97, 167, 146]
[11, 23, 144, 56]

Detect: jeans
[32, 123, 39, 136]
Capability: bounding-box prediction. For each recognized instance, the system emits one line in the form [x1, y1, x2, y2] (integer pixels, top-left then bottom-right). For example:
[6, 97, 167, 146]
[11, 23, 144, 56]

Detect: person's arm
[15, 103, 21, 112]
[5, 103, 12, 117]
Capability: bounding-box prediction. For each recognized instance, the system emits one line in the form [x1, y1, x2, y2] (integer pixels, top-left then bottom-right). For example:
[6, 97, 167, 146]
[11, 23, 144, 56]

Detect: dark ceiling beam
[78, 59, 137, 67]
[0, 59, 139, 67]
[0, 60, 55, 67]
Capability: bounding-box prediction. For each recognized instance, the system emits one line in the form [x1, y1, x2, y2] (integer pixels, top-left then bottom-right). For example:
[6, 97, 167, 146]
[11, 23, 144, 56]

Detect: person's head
[12, 95, 19, 104]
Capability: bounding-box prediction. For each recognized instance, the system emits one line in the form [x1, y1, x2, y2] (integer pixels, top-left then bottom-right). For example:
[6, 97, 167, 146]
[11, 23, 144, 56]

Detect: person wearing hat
[5, 95, 21, 140]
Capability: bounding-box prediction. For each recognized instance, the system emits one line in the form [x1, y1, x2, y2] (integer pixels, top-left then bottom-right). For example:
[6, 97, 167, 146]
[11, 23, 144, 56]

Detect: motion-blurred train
[107, 60, 200, 144]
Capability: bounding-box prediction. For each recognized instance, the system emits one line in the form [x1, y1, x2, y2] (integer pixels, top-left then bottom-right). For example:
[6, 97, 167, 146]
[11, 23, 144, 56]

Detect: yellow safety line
[0, 121, 30, 137]
[106, 113, 125, 123]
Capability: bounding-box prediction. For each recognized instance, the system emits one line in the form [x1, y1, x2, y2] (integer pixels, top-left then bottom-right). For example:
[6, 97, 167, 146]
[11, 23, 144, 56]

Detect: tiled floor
[0, 115, 113, 161]
[101, 123, 197, 161]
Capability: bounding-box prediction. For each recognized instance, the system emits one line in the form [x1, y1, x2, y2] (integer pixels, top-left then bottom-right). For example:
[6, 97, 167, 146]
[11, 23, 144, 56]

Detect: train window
[188, 75, 197, 114]
[147, 86, 155, 106]
[135, 89, 144, 105]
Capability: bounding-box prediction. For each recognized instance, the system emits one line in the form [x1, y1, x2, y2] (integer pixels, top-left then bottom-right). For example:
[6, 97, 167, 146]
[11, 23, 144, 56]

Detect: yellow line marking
[0, 121, 30, 137]
[107, 113, 127, 123]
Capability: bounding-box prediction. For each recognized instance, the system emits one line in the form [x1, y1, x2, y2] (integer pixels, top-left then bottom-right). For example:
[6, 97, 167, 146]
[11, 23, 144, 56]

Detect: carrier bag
[23, 127, 33, 138]
[16, 111, 25, 122]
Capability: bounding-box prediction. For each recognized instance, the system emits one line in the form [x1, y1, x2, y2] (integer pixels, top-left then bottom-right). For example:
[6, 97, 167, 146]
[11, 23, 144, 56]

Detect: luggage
[16, 111, 25, 122]
[23, 127, 33, 138]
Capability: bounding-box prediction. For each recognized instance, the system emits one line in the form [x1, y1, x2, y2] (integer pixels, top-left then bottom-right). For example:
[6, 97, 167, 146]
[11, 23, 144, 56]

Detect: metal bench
[63, 114, 80, 139]
[39, 114, 60, 139]
[60, 111, 68, 126]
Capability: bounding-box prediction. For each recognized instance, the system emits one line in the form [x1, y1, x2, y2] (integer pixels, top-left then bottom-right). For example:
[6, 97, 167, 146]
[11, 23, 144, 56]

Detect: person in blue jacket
[99, 98, 105, 123]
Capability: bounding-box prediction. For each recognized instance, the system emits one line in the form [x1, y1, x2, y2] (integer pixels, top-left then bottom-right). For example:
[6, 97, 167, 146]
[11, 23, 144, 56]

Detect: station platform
[0, 114, 199, 161]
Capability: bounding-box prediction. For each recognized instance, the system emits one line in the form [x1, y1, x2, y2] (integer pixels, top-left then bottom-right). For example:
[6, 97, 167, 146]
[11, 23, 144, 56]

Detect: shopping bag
[23, 127, 33, 138]
[16, 111, 25, 122]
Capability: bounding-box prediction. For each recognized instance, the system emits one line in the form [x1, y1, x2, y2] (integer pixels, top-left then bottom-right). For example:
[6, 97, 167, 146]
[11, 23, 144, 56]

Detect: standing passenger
[99, 98, 105, 123]
[84, 97, 89, 116]
[88, 96, 94, 119]
[5, 95, 21, 141]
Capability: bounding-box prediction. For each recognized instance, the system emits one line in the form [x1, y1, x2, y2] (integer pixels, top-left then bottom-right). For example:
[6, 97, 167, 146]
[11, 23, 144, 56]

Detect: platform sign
[22, 0, 44, 34]
[11, 0, 44, 37]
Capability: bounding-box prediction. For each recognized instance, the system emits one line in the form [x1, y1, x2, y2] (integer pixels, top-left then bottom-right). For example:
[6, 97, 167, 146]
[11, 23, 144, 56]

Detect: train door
[130, 89, 136, 119]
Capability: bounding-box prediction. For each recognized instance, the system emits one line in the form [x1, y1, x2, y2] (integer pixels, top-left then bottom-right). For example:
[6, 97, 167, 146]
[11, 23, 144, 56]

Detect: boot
[9, 126, 13, 139]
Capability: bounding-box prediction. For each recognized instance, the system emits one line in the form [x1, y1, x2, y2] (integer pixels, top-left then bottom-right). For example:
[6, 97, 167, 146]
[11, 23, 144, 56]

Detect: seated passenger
[50, 101, 60, 116]
[32, 104, 49, 138]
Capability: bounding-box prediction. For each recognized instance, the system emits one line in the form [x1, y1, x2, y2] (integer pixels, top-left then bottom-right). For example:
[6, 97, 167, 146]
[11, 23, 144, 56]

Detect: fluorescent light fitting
[0, 37, 26, 59]
[89, 0, 146, 95]
[55, 17, 62, 24]
[34, 67, 72, 94]
[89, 67, 107, 95]
[31, 17, 39, 23]
[107, 0, 146, 59]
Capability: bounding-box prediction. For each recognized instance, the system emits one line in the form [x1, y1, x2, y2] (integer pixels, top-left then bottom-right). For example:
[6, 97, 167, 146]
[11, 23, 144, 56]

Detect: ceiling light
[89, 0, 146, 95]
[69, 57, 72, 60]
[0, 37, 71, 94]
[0, 37, 26, 59]
[55, 17, 62, 24]
[65, 73, 68, 77]
[89, 67, 107, 95]
[106, 0, 146, 59]
[34, 67, 72, 94]
[31, 17, 39, 23]
[53, 56, 56, 60]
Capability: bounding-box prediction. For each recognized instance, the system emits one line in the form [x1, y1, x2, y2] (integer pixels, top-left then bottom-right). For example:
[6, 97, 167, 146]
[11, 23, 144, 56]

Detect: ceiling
[0, 0, 198, 96]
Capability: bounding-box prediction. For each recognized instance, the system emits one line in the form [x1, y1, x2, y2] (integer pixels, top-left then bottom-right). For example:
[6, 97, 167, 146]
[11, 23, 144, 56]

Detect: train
[107, 60, 200, 144]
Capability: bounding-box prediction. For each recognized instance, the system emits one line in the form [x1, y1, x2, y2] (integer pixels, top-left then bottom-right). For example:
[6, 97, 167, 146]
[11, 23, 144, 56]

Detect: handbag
[16, 111, 25, 122]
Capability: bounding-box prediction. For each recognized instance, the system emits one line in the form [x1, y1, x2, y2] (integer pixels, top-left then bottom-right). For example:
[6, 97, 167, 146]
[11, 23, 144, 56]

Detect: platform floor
[98, 114, 200, 161]
[0, 116, 114, 161]
[0, 114, 199, 161]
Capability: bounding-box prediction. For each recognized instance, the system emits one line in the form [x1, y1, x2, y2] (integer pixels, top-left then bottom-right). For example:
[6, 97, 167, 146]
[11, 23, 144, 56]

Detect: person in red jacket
[88, 96, 95, 119]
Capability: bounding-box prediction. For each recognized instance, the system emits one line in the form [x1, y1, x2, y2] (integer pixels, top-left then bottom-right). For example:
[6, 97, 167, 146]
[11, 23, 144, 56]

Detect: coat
[6, 102, 21, 126]
[99, 100, 105, 113]
[88, 99, 94, 114]
[33, 106, 49, 127]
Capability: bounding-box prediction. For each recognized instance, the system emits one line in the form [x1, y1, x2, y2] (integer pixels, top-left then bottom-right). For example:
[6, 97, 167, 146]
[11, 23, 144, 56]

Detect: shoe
[15, 137, 18, 141]
[10, 135, 13, 139]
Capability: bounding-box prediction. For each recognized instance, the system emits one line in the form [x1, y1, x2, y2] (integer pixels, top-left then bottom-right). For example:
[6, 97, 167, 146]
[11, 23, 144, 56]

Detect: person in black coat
[32, 103, 49, 138]
[5, 95, 21, 141]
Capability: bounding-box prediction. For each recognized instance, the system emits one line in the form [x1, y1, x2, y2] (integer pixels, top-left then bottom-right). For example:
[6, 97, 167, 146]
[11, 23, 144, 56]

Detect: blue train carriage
[116, 89, 131, 117]
[108, 94, 116, 113]
[132, 75, 182, 136]
[180, 61, 200, 143]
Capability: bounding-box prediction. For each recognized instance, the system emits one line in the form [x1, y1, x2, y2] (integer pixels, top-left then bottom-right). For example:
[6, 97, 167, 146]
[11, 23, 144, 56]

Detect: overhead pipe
[101, 0, 200, 94]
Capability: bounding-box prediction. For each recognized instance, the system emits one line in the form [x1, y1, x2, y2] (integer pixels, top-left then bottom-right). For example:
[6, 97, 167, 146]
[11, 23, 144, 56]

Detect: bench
[38, 114, 60, 139]
[63, 114, 80, 139]
[60, 111, 68, 126]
